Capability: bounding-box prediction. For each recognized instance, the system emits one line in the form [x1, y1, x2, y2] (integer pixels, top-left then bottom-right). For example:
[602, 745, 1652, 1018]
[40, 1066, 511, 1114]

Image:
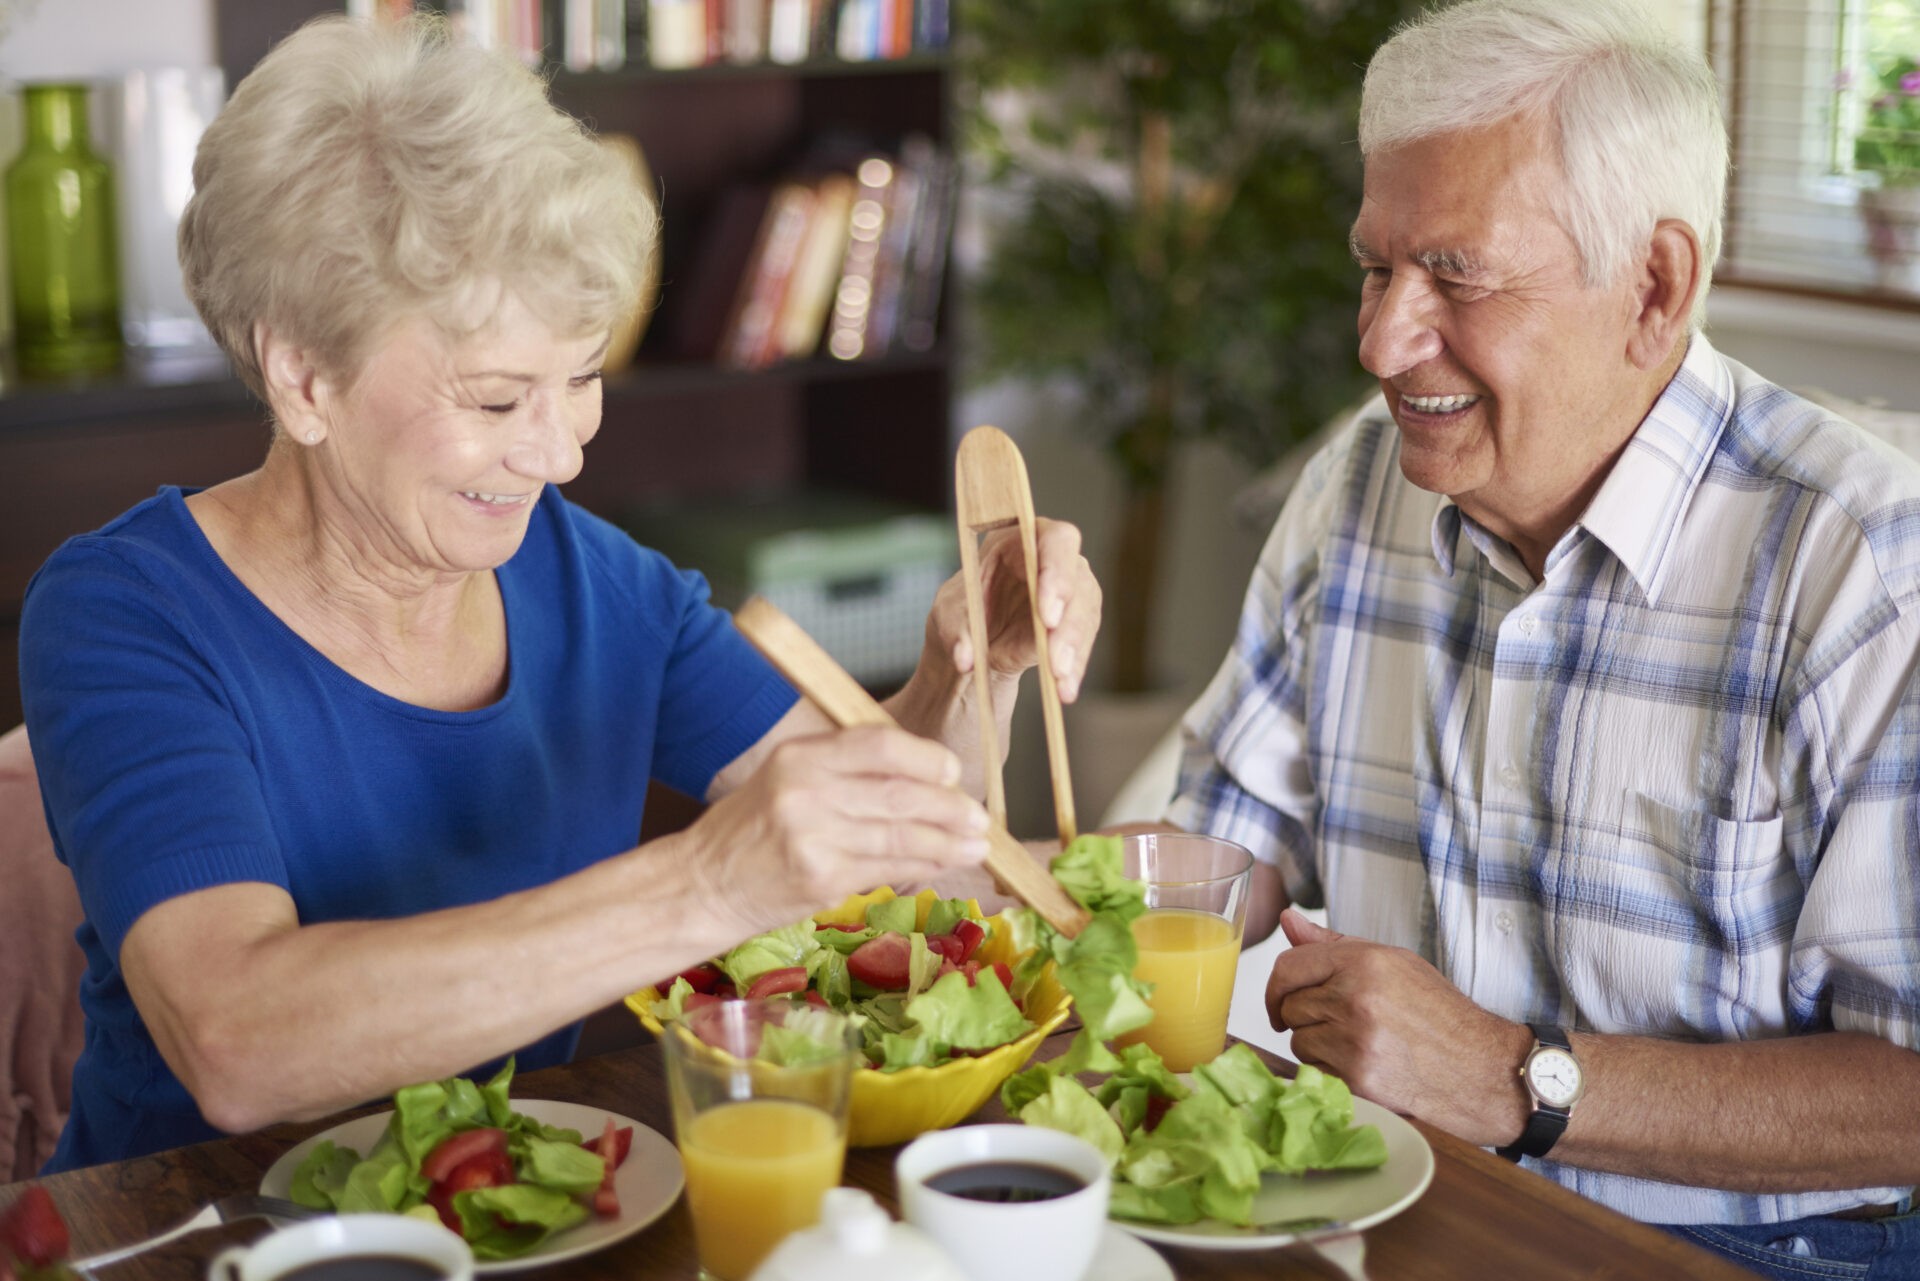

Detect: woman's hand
[684, 724, 992, 940]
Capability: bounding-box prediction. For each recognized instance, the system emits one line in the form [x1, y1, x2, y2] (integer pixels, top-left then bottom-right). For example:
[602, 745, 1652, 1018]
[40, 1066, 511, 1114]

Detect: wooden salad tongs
[952, 424, 1079, 851]
[732, 600, 1091, 938]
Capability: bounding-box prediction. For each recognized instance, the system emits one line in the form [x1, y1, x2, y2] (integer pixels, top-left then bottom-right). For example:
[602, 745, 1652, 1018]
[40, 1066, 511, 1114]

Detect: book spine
[897, 143, 954, 352]
[721, 184, 816, 369]
[767, 0, 809, 64]
[564, 0, 597, 69]
[774, 174, 855, 359]
[827, 155, 894, 360]
[648, 0, 707, 66]
[864, 154, 922, 356]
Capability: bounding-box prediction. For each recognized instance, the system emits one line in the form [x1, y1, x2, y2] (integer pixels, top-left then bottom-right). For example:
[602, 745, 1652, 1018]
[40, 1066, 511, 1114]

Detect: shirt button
[1500, 762, 1521, 788]
[1517, 615, 1538, 637]
[1495, 910, 1515, 934]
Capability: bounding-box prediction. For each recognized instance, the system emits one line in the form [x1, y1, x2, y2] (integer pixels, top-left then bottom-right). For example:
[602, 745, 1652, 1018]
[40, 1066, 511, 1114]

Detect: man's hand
[1265, 908, 1533, 1146]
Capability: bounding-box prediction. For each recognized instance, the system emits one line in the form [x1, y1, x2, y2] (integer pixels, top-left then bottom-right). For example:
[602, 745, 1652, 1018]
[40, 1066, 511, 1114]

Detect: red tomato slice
[579, 1124, 633, 1169]
[950, 919, 986, 963]
[421, 1128, 509, 1184]
[0, 1185, 68, 1269]
[589, 1118, 623, 1218]
[817, 922, 866, 932]
[745, 966, 808, 999]
[924, 934, 957, 961]
[846, 932, 912, 989]
[443, 1149, 515, 1193]
[990, 961, 1012, 991]
[676, 963, 725, 994]
[804, 989, 830, 1008]
[959, 959, 981, 985]
[1142, 1093, 1174, 1132]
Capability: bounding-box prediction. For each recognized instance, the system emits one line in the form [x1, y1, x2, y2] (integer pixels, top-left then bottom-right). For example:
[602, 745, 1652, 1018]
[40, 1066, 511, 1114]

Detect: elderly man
[1166, 0, 1920, 1273]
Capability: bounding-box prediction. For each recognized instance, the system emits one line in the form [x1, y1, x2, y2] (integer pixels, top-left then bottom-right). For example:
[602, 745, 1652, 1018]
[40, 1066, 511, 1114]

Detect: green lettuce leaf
[1118, 1091, 1266, 1226]
[877, 1031, 942, 1070]
[720, 921, 821, 992]
[904, 933, 944, 998]
[288, 1139, 359, 1210]
[1092, 1043, 1191, 1108]
[904, 969, 1031, 1051]
[1050, 834, 1147, 921]
[816, 924, 878, 954]
[1018, 1074, 1125, 1165]
[1268, 1064, 1388, 1174]
[925, 897, 973, 937]
[806, 947, 852, 1008]
[335, 1140, 414, 1213]
[999, 1063, 1056, 1117]
[452, 1184, 591, 1259]
[651, 976, 696, 1021]
[1108, 1178, 1203, 1224]
[517, 1136, 605, 1197]
[863, 898, 918, 935]
[479, 1058, 516, 1128]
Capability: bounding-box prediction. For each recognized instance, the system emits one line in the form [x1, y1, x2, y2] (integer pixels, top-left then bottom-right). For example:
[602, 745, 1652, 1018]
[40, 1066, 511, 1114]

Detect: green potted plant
[1854, 56, 1920, 290]
[958, 0, 1419, 707]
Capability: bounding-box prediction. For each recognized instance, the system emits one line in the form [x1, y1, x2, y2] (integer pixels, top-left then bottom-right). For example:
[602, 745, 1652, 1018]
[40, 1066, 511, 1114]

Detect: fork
[69, 1194, 325, 1273]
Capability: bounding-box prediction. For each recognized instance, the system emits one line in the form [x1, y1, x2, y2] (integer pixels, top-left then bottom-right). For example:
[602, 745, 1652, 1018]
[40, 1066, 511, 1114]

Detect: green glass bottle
[6, 83, 123, 376]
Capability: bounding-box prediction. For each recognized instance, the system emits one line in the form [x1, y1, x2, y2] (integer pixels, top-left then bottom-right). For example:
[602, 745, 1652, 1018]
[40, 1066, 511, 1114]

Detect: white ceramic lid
[747, 1189, 969, 1281]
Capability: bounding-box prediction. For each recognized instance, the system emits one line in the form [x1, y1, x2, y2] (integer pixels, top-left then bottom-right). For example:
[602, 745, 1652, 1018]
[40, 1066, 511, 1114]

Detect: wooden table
[4, 1032, 1752, 1280]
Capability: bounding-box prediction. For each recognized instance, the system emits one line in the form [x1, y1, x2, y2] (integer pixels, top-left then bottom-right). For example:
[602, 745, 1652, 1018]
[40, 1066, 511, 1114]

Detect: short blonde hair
[180, 14, 657, 402]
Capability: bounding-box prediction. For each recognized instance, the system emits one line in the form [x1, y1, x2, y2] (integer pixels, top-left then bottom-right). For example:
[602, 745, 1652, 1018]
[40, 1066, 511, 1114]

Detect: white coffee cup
[895, 1125, 1111, 1281]
[206, 1214, 474, 1281]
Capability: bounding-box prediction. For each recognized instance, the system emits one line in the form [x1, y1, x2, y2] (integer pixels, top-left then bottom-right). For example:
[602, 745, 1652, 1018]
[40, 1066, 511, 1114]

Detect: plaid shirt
[1168, 336, 1920, 1225]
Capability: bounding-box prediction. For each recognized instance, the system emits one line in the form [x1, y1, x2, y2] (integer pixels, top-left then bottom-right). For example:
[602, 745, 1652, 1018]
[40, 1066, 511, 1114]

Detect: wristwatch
[1495, 1024, 1584, 1162]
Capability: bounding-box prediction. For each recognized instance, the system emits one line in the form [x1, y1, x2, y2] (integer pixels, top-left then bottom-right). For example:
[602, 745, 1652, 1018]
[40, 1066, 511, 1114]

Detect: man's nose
[504, 392, 587, 485]
[1358, 273, 1444, 380]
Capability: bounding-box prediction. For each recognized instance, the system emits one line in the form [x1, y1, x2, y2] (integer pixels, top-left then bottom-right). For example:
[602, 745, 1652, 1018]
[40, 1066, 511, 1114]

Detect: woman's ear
[1627, 219, 1702, 372]
[256, 324, 331, 445]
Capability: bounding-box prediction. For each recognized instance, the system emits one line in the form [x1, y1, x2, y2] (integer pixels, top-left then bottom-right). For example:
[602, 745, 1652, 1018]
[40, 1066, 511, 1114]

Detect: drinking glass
[661, 998, 860, 1281]
[1113, 832, 1256, 1071]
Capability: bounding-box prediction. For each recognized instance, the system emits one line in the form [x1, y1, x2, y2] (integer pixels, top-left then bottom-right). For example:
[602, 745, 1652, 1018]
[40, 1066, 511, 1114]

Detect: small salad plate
[1112, 1094, 1434, 1252]
[261, 1099, 684, 1274]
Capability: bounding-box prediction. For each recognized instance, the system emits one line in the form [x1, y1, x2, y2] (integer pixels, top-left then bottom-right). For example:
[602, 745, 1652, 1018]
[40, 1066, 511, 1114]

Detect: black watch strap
[1496, 1024, 1573, 1163]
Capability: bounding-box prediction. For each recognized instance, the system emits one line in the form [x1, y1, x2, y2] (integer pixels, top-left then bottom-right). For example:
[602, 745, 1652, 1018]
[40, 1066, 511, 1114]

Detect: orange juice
[679, 1098, 845, 1280]
[1116, 907, 1243, 1071]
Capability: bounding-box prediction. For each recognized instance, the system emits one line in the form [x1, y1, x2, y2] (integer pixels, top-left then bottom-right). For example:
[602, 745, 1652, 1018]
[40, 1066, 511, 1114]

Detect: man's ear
[1627, 219, 1702, 372]
[255, 323, 331, 445]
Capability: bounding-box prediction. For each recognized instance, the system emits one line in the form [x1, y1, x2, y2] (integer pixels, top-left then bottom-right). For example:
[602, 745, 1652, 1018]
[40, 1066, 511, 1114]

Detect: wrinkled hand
[1265, 909, 1532, 1146]
[688, 725, 991, 938]
[927, 517, 1101, 702]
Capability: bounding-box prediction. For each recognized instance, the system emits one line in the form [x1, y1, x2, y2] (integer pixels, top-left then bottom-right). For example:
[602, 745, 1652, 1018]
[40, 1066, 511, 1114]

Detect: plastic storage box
[621, 494, 956, 686]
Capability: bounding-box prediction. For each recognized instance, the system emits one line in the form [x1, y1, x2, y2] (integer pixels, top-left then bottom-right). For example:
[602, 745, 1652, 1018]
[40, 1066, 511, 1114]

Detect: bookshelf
[0, 1, 957, 730]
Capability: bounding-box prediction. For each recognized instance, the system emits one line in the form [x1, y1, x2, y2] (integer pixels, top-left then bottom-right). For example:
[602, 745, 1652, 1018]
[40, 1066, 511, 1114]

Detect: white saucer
[1082, 1223, 1174, 1281]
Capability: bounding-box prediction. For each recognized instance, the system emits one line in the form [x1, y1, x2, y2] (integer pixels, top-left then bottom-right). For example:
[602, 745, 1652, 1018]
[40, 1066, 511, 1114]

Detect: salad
[1005, 1039, 1388, 1226]
[287, 1059, 631, 1260]
[645, 833, 1161, 1072]
[1, 1186, 72, 1281]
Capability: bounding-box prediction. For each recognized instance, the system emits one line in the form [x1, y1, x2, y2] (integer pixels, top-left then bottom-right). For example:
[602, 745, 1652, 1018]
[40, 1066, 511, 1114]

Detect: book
[896, 139, 955, 352]
[719, 182, 817, 369]
[671, 184, 774, 360]
[648, 0, 706, 67]
[863, 148, 923, 356]
[767, 0, 810, 64]
[774, 174, 856, 360]
[827, 155, 895, 360]
[724, 0, 767, 63]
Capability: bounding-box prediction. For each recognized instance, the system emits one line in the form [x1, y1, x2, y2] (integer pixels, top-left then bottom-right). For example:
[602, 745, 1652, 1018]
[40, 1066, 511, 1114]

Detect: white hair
[180, 14, 657, 403]
[1359, 0, 1725, 330]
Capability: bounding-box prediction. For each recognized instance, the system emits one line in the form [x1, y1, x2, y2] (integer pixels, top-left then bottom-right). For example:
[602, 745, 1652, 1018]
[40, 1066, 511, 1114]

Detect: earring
[305, 431, 320, 444]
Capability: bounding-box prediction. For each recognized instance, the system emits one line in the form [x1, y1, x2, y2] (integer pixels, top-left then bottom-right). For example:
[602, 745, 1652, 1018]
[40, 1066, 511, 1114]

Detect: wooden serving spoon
[733, 596, 1090, 937]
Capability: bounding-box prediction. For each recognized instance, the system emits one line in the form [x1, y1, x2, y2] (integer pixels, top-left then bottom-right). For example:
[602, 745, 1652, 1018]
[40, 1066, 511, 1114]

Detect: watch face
[1528, 1047, 1583, 1107]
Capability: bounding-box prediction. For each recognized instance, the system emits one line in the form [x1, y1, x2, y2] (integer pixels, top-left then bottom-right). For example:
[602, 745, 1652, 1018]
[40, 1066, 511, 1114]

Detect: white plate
[1084, 1223, 1175, 1280]
[262, 1099, 684, 1274]
[1112, 1093, 1434, 1252]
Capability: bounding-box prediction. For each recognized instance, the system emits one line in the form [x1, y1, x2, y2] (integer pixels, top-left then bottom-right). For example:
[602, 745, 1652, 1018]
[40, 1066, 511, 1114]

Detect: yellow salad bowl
[626, 887, 1072, 1147]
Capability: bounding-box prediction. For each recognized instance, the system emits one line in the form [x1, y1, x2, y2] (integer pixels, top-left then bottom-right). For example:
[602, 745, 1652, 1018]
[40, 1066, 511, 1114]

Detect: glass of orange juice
[1113, 832, 1256, 1072]
[662, 998, 860, 1281]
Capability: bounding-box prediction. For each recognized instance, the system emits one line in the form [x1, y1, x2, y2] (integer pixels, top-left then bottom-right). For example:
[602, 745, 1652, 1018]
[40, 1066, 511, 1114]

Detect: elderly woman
[19, 16, 1099, 1173]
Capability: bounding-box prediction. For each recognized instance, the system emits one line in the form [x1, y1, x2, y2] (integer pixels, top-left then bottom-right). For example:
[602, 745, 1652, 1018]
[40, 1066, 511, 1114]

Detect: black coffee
[276, 1256, 447, 1281]
[923, 1160, 1087, 1203]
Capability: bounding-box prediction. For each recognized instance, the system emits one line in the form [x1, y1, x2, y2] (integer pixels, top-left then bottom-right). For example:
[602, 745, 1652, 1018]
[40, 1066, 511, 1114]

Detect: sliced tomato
[990, 961, 1012, 991]
[579, 1124, 633, 1169]
[959, 959, 981, 985]
[714, 981, 738, 999]
[589, 1118, 622, 1218]
[684, 992, 725, 1012]
[421, 1128, 509, 1184]
[1142, 1093, 1174, 1132]
[745, 966, 808, 999]
[444, 1149, 515, 1193]
[846, 931, 912, 989]
[950, 919, 986, 963]
[676, 963, 725, 994]
[0, 1185, 69, 1269]
[924, 933, 958, 961]
[817, 922, 866, 932]
[804, 989, 830, 1009]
